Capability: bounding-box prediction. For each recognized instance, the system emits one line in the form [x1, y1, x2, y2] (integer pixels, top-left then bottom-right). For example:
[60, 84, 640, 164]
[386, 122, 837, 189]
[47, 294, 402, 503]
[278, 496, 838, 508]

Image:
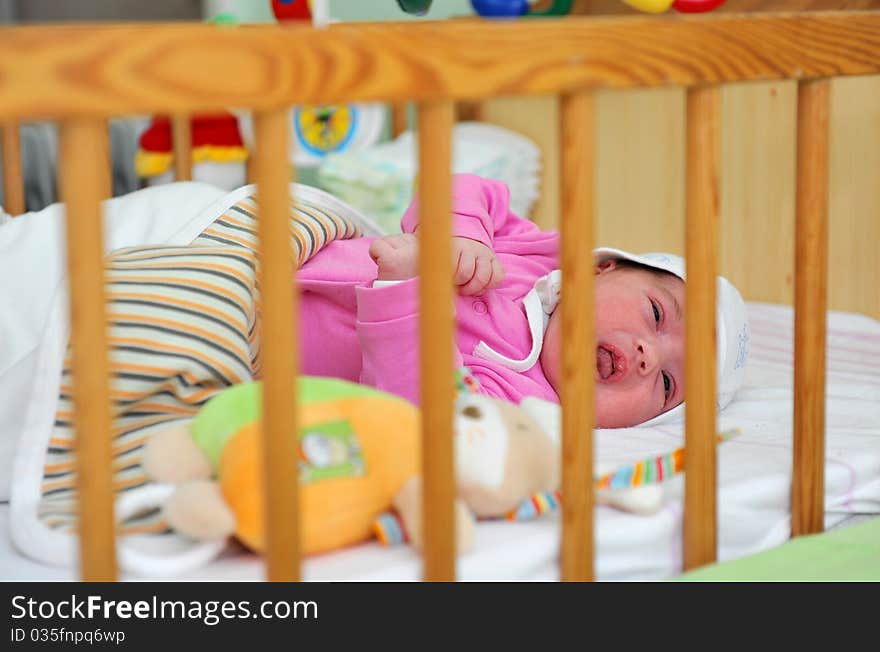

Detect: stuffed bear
[141, 374, 693, 558]
[142, 375, 570, 556]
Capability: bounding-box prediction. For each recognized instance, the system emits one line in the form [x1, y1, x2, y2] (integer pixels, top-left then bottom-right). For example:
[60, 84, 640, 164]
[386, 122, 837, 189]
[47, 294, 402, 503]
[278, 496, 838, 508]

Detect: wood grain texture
[683, 86, 719, 572]
[391, 102, 408, 137]
[480, 95, 560, 228]
[98, 120, 113, 202]
[59, 119, 117, 582]
[417, 101, 456, 582]
[559, 90, 596, 583]
[2, 14, 880, 119]
[500, 77, 878, 320]
[596, 87, 686, 254]
[720, 81, 797, 306]
[2, 122, 24, 215]
[792, 79, 830, 538]
[172, 114, 192, 181]
[456, 101, 485, 123]
[828, 76, 880, 320]
[254, 108, 301, 581]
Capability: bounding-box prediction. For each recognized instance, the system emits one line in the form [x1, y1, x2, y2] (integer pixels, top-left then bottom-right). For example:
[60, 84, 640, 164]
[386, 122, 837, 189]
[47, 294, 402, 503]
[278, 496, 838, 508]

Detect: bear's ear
[163, 480, 236, 541]
[518, 396, 561, 446]
[142, 422, 212, 484]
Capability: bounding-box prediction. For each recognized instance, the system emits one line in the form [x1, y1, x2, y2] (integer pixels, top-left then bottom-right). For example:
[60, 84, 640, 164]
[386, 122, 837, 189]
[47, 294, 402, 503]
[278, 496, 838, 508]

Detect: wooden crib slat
[792, 79, 830, 537]
[98, 120, 113, 201]
[456, 102, 485, 123]
[2, 121, 24, 216]
[391, 102, 408, 137]
[417, 100, 456, 582]
[683, 86, 720, 571]
[254, 108, 300, 581]
[59, 119, 117, 581]
[172, 114, 192, 181]
[559, 90, 596, 583]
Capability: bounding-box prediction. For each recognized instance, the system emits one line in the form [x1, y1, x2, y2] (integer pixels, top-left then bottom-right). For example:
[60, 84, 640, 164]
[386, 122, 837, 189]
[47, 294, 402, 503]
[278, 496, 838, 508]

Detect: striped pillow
[40, 193, 362, 536]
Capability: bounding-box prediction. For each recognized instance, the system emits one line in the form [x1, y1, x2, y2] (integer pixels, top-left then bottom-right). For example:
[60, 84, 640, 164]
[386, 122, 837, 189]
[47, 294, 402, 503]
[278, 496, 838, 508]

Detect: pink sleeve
[400, 173, 546, 248]
[355, 279, 464, 406]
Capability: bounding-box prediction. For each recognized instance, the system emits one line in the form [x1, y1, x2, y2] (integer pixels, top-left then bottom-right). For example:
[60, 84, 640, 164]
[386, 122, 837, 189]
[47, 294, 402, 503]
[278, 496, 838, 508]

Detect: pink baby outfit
[296, 174, 560, 406]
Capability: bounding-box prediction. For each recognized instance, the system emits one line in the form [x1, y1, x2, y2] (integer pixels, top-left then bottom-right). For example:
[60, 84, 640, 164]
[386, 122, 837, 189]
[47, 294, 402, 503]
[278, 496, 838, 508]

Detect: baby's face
[539, 260, 685, 428]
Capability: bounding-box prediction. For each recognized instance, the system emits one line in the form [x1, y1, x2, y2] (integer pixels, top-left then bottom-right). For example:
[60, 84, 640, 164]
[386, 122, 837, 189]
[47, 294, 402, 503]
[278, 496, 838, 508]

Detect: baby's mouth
[597, 346, 615, 380]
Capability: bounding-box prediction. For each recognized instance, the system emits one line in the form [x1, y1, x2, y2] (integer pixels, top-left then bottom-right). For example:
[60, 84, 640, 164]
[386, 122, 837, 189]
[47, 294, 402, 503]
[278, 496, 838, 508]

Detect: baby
[296, 174, 749, 428]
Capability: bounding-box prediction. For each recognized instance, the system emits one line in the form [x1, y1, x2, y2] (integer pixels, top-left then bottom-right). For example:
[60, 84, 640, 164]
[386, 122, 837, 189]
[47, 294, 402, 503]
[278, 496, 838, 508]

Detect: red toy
[271, 0, 312, 21]
[672, 0, 726, 11]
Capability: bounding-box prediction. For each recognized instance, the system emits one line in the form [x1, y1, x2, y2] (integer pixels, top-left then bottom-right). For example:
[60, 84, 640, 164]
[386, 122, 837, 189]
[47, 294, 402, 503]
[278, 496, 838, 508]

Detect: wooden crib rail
[684, 86, 720, 569]
[253, 108, 301, 582]
[418, 101, 456, 581]
[171, 114, 192, 182]
[2, 122, 24, 215]
[24, 11, 853, 581]
[559, 91, 596, 581]
[792, 80, 830, 536]
[58, 120, 117, 581]
[1, 13, 880, 120]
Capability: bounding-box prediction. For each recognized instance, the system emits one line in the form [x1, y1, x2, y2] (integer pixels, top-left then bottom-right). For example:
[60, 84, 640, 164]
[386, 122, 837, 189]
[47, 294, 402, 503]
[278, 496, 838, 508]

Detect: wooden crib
[1, 10, 878, 582]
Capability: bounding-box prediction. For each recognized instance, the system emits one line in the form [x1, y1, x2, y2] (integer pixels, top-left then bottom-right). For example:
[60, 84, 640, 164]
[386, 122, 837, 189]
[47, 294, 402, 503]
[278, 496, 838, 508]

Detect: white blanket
[0, 182, 229, 502]
[3, 181, 387, 576]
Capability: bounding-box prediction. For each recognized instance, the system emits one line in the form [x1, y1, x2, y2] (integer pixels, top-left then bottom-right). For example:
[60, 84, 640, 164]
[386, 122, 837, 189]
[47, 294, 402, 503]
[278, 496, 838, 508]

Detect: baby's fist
[369, 234, 419, 281]
[452, 237, 504, 296]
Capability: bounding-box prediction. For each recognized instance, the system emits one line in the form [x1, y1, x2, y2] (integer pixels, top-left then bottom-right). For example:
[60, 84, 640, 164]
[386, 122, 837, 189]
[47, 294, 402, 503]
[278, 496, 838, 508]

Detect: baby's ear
[595, 258, 617, 275]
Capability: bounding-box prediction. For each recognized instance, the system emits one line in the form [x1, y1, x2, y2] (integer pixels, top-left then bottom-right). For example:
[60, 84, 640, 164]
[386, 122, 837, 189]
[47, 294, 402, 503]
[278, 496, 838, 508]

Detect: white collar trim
[472, 270, 561, 372]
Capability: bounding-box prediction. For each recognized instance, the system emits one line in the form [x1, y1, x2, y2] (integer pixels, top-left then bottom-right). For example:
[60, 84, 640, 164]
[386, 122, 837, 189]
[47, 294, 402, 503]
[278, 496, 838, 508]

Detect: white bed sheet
[2, 301, 878, 582]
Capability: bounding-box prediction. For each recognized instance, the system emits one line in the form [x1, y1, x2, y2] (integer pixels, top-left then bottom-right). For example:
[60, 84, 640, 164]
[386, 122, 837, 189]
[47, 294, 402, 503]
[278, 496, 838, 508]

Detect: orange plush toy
[141, 375, 560, 557]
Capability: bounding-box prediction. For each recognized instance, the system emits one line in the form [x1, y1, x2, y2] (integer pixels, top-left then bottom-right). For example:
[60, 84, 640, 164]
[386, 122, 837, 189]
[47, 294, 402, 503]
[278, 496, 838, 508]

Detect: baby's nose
[635, 340, 658, 376]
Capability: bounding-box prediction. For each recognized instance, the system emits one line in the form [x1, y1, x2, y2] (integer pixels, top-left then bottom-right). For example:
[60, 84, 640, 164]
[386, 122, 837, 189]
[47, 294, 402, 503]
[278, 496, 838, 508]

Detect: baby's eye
[662, 371, 671, 400]
[462, 405, 482, 419]
[651, 300, 661, 326]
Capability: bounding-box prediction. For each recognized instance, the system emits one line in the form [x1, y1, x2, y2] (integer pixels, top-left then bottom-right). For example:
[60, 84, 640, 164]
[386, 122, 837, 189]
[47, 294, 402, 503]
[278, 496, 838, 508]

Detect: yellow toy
[142, 374, 560, 556]
[622, 0, 726, 12]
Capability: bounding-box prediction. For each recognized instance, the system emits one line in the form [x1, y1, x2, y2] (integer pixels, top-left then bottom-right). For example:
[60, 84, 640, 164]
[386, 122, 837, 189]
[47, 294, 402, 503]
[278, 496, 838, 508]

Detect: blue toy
[470, 0, 573, 17]
[470, 0, 726, 15]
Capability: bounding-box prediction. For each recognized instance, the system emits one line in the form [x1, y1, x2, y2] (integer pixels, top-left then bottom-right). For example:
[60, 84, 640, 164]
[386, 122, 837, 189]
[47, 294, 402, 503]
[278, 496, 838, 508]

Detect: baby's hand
[369, 234, 419, 281]
[452, 237, 504, 296]
[369, 234, 505, 295]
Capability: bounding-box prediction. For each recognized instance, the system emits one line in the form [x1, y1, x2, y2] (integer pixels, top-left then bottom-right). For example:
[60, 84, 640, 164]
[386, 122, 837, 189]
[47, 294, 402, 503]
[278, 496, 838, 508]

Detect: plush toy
[135, 112, 249, 190]
[468, 0, 725, 16]
[142, 374, 572, 555]
[469, 0, 573, 17]
[621, 0, 726, 12]
[142, 373, 738, 557]
[271, 0, 313, 21]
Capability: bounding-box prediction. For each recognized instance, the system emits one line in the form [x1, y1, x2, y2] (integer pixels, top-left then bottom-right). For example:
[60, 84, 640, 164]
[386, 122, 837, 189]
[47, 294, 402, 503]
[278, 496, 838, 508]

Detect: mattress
[1, 301, 878, 581]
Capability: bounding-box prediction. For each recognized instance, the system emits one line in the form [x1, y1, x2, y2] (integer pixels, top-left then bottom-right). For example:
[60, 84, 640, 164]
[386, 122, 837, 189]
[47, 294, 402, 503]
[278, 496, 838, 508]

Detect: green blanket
[674, 518, 880, 582]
